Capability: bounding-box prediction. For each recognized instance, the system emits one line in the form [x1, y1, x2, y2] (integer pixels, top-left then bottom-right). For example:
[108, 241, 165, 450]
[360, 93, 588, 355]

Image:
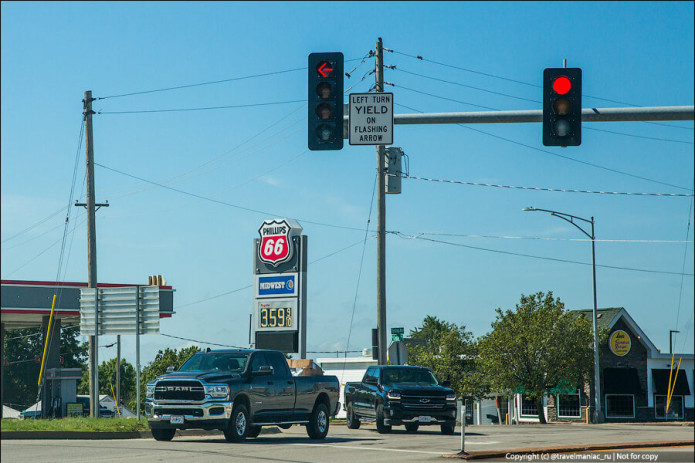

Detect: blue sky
[2, 1, 693, 368]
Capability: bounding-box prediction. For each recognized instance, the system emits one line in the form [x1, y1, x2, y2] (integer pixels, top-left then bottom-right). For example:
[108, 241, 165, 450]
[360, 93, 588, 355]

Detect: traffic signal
[543, 68, 582, 146]
[308, 52, 344, 150]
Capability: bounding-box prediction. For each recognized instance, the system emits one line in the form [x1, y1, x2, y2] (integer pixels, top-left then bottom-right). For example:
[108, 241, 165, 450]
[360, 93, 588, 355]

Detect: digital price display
[256, 300, 297, 331]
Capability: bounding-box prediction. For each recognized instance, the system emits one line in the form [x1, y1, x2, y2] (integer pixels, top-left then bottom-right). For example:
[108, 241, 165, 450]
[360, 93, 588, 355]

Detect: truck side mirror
[166, 366, 175, 373]
[441, 380, 451, 388]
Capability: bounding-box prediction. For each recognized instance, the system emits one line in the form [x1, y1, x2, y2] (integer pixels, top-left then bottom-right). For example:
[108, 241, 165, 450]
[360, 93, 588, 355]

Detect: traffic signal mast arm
[340, 105, 694, 134]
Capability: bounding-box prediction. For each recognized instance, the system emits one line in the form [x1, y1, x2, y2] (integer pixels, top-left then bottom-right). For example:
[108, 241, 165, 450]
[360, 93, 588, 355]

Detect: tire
[346, 402, 361, 429]
[247, 425, 262, 438]
[151, 428, 176, 441]
[404, 423, 419, 433]
[441, 423, 456, 435]
[223, 404, 249, 442]
[375, 404, 392, 434]
[306, 402, 330, 440]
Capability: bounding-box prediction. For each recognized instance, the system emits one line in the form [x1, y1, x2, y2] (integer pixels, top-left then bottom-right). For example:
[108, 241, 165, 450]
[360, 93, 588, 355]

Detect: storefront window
[654, 395, 684, 419]
[521, 395, 538, 416]
[605, 394, 634, 418]
[557, 391, 581, 418]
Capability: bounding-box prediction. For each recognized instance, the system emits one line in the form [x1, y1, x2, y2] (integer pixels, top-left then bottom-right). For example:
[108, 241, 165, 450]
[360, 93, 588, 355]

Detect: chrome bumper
[146, 400, 234, 422]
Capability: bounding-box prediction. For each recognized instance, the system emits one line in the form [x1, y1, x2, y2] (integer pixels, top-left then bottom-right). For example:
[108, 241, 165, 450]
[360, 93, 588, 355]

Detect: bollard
[460, 405, 467, 452]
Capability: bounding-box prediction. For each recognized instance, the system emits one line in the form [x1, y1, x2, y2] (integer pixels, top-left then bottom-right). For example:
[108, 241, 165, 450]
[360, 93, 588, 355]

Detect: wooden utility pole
[375, 38, 387, 365]
[83, 91, 100, 418]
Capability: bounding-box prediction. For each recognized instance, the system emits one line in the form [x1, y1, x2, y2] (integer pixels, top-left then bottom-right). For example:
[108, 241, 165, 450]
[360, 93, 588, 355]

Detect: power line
[97, 56, 370, 100]
[393, 232, 694, 276]
[97, 99, 305, 115]
[395, 173, 695, 197]
[389, 48, 694, 131]
[159, 332, 245, 349]
[395, 103, 691, 192]
[392, 84, 693, 145]
[94, 162, 369, 233]
[413, 232, 693, 244]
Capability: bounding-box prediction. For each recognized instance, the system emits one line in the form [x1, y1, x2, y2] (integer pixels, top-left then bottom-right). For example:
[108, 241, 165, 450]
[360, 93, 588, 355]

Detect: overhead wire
[675, 191, 694, 353]
[392, 173, 694, 197]
[388, 48, 695, 125]
[392, 232, 694, 277]
[391, 83, 693, 145]
[97, 56, 370, 101]
[395, 102, 691, 192]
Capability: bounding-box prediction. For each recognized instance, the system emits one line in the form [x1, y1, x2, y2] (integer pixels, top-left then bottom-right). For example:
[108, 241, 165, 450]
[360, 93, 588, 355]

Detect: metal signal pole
[375, 38, 387, 366]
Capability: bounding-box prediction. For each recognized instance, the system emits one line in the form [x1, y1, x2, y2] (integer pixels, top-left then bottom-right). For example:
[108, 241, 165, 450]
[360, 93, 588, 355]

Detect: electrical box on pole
[543, 68, 582, 147]
[308, 52, 344, 151]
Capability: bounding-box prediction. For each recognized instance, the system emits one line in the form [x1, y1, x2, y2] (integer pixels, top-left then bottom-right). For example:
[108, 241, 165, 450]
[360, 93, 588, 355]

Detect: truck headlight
[205, 385, 229, 398]
[146, 384, 155, 399]
[386, 390, 401, 400]
[446, 393, 456, 401]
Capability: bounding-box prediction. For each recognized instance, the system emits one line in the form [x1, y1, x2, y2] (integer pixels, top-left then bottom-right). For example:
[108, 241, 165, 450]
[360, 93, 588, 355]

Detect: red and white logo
[258, 219, 294, 266]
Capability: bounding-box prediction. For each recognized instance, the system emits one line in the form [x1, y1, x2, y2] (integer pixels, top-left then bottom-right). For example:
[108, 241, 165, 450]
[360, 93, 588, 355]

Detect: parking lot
[2, 422, 693, 463]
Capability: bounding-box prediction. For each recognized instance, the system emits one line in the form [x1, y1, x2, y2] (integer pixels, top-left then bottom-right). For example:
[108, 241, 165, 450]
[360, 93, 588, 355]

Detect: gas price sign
[256, 299, 297, 331]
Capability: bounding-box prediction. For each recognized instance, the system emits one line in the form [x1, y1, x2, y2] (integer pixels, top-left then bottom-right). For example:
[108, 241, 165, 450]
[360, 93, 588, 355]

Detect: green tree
[78, 357, 136, 412]
[477, 291, 594, 423]
[2, 325, 87, 411]
[133, 345, 201, 412]
[407, 316, 486, 399]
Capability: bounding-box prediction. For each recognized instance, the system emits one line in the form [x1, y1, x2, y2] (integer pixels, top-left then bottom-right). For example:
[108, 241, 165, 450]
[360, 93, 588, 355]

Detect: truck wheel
[247, 425, 262, 438]
[346, 403, 361, 429]
[306, 402, 329, 439]
[375, 404, 392, 434]
[404, 423, 419, 433]
[224, 404, 249, 442]
[151, 428, 176, 441]
[441, 423, 456, 435]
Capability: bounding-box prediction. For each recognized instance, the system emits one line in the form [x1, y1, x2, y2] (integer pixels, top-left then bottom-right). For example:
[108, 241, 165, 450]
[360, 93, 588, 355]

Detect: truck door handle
[267, 381, 274, 385]
[287, 381, 293, 385]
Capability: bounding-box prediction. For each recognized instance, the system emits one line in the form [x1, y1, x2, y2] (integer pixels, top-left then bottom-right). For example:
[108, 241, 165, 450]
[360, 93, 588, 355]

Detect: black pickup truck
[344, 365, 457, 434]
[145, 349, 340, 442]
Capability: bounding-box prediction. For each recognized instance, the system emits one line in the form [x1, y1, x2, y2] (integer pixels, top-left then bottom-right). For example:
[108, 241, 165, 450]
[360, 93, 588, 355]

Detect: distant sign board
[609, 330, 631, 356]
[256, 299, 297, 332]
[349, 93, 394, 145]
[66, 402, 83, 417]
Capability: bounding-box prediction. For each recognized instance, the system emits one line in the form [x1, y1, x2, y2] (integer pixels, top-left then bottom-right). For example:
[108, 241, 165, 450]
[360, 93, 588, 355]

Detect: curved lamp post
[523, 207, 603, 423]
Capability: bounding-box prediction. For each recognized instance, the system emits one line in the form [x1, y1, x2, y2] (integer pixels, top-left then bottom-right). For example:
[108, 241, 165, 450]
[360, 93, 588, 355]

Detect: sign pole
[136, 287, 141, 420]
[375, 37, 387, 366]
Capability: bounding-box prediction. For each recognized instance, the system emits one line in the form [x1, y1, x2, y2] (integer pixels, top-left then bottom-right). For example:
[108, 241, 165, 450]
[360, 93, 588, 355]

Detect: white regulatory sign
[349, 92, 394, 145]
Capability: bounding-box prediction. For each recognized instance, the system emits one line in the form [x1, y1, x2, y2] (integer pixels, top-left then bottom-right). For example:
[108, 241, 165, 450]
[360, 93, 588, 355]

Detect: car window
[381, 368, 439, 386]
[266, 352, 289, 378]
[179, 352, 249, 372]
[250, 352, 268, 372]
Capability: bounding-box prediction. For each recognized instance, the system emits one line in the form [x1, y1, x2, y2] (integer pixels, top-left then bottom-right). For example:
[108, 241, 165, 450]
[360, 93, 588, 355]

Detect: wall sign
[609, 330, 631, 356]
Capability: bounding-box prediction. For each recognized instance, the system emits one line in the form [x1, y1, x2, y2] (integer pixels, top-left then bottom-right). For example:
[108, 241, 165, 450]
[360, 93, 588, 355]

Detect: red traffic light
[317, 61, 335, 78]
[552, 76, 572, 95]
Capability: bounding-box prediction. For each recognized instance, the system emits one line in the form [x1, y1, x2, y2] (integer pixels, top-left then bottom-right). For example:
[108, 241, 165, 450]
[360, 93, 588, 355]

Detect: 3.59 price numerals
[259, 306, 293, 328]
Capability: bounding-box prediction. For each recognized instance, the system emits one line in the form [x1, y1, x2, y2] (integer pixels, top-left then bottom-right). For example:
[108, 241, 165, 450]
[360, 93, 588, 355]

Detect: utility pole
[84, 91, 99, 418]
[79, 91, 109, 418]
[375, 38, 387, 365]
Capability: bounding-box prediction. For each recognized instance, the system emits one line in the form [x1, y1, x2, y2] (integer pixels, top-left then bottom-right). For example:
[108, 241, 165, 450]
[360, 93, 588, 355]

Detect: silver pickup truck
[146, 349, 340, 442]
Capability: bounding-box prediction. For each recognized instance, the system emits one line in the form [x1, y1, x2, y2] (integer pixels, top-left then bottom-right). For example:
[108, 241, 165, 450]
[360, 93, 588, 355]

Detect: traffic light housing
[308, 52, 344, 150]
[543, 68, 582, 146]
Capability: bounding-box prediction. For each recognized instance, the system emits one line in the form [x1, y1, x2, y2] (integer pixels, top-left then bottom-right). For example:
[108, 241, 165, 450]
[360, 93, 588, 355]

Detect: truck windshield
[381, 368, 440, 386]
[178, 352, 249, 373]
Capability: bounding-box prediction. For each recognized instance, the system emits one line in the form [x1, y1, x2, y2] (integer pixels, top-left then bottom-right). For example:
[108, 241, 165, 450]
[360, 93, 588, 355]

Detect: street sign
[391, 327, 404, 341]
[349, 92, 394, 145]
[387, 341, 408, 365]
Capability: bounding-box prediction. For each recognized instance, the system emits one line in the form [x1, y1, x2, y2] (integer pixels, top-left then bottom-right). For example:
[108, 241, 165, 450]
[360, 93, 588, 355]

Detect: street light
[523, 206, 602, 423]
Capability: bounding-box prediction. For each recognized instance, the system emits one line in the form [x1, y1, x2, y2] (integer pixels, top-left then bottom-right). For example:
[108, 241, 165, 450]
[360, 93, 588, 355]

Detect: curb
[443, 440, 695, 460]
[1, 426, 283, 440]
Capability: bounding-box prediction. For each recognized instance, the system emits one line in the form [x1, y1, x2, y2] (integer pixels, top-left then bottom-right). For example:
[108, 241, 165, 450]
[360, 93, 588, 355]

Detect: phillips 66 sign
[258, 219, 300, 266]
